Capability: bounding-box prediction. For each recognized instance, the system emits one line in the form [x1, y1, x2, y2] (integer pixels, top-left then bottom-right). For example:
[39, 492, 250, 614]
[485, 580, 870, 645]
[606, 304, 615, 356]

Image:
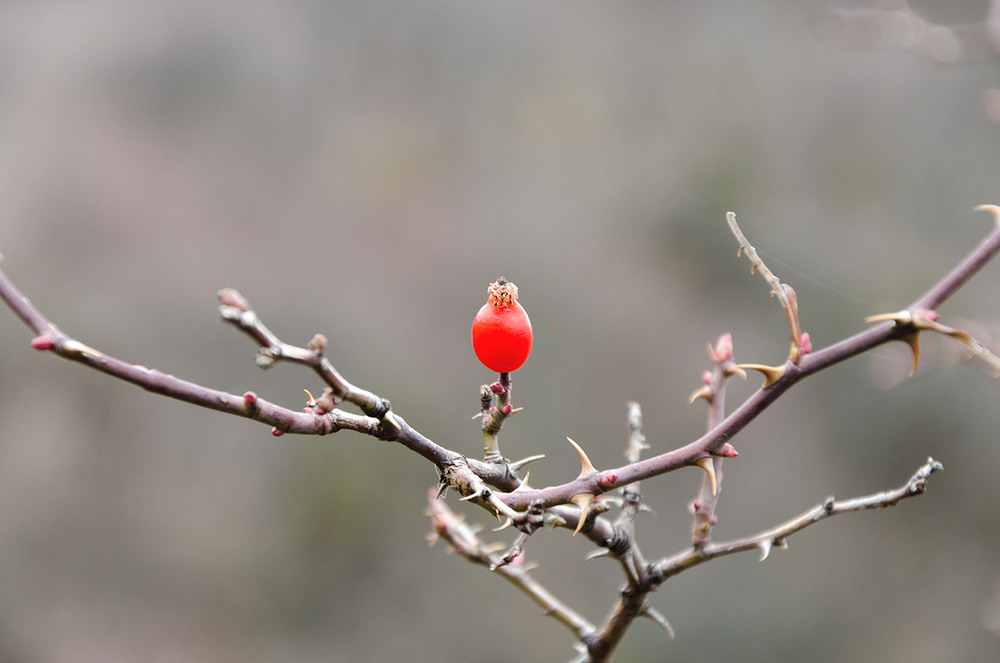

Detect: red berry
[472, 278, 533, 373]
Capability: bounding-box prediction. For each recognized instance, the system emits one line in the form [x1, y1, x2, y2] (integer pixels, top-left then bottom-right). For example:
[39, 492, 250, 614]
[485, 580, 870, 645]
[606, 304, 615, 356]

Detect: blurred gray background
[1, 1, 1000, 661]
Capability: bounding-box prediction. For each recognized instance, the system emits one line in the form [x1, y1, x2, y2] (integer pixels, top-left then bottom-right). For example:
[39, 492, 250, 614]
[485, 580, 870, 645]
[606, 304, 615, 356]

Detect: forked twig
[727, 211, 809, 362]
[652, 457, 944, 580]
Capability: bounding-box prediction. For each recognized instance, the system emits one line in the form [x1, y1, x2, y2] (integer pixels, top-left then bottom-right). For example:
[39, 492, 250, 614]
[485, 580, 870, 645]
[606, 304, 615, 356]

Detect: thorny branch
[650, 457, 945, 581]
[2, 206, 999, 661]
[497, 207, 1000, 516]
[426, 489, 595, 640]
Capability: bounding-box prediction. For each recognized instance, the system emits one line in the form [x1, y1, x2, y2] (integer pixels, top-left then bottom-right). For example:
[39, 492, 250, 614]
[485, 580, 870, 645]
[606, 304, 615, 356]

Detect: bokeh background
[1, 1, 1000, 661]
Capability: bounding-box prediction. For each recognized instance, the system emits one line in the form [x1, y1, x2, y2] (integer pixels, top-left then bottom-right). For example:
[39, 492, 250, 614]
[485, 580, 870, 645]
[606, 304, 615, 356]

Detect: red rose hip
[472, 278, 533, 373]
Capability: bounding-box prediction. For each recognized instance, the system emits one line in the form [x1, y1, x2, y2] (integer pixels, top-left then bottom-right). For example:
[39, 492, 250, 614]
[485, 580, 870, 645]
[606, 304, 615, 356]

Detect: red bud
[30, 335, 55, 351]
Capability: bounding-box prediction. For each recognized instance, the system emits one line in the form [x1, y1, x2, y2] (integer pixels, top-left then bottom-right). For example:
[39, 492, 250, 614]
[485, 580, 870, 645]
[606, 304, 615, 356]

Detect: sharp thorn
[493, 517, 514, 532]
[725, 364, 748, 379]
[975, 203, 1000, 228]
[902, 331, 921, 376]
[866, 310, 913, 325]
[737, 363, 786, 387]
[569, 493, 595, 535]
[641, 606, 676, 640]
[688, 385, 714, 404]
[509, 454, 546, 473]
[567, 437, 599, 479]
[695, 457, 718, 495]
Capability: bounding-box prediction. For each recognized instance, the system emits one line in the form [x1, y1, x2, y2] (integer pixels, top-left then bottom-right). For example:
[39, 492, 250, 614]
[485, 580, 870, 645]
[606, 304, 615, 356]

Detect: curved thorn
[724, 364, 748, 379]
[641, 606, 676, 640]
[737, 363, 786, 387]
[695, 457, 718, 495]
[303, 389, 316, 407]
[569, 493, 595, 535]
[493, 517, 514, 532]
[902, 331, 921, 376]
[975, 203, 1000, 228]
[509, 454, 546, 473]
[585, 548, 612, 561]
[567, 437, 598, 479]
[688, 385, 714, 404]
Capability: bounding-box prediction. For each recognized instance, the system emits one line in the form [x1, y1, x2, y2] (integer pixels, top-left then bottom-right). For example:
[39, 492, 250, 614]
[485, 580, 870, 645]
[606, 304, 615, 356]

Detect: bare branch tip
[217, 287, 249, 312]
